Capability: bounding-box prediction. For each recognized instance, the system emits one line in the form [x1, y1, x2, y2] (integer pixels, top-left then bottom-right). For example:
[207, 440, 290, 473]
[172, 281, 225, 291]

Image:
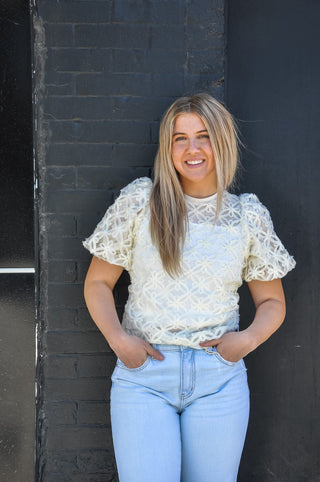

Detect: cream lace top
[83, 177, 296, 349]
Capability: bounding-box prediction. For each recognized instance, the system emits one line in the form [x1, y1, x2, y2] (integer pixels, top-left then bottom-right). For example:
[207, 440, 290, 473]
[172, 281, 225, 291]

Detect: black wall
[34, 1, 225, 480]
[227, 1, 320, 480]
[33, 0, 320, 480]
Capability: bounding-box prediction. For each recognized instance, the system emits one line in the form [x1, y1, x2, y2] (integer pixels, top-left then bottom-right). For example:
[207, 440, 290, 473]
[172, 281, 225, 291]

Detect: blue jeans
[111, 344, 250, 482]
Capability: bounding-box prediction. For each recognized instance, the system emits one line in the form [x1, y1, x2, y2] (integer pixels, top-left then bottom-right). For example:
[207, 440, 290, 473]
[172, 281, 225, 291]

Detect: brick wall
[33, 0, 225, 479]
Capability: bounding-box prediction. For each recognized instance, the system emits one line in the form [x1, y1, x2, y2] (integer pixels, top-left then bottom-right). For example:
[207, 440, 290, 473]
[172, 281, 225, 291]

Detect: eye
[173, 136, 187, 142]
[198, 134, 210, 139]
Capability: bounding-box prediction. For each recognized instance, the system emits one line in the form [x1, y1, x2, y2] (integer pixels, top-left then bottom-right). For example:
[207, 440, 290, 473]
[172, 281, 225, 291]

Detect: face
[171, 113, 217, 197]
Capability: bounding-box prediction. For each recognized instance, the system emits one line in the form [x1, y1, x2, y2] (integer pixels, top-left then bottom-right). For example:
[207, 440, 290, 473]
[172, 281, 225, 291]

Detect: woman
[83, 93, 296, 482]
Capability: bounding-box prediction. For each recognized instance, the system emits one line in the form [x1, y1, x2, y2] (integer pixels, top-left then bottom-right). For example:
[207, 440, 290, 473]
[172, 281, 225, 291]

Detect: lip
[185, 159, 205, 167]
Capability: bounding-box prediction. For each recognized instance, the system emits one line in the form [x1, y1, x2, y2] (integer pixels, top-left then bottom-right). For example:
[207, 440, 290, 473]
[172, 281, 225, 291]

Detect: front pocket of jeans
[214, 349, 237, 366]
[205, 346, 237, 366]
[116, 356, 151, 371]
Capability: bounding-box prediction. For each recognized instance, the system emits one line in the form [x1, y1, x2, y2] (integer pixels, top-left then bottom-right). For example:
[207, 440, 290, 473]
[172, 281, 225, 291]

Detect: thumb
[199, 338, 220, 347]
[146, 344, 164, 361]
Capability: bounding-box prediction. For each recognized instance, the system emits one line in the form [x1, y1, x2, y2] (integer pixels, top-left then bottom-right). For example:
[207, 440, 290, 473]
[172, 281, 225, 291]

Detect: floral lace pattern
[83, 177, 296, 349]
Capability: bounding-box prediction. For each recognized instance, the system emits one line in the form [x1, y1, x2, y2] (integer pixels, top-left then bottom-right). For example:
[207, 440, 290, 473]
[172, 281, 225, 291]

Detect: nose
[187, 137, 201, 153]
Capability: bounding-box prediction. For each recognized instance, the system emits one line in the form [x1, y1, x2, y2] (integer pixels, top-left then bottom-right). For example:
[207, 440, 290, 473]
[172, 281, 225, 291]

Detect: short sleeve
[240, 193, 296, 282]
[83, 177, 152, 271]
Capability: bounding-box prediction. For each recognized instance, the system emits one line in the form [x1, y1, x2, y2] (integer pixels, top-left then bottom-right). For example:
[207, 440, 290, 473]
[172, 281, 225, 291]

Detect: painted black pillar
[0, 1, 35, 481]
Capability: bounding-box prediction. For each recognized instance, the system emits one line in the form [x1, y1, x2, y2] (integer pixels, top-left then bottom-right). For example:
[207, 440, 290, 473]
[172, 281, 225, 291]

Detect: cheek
[171, 146, 182, 167]
[172, 141, 186, 155]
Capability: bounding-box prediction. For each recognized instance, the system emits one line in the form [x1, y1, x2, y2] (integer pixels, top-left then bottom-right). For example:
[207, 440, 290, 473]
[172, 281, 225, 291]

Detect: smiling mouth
[186, 159, 204, 165]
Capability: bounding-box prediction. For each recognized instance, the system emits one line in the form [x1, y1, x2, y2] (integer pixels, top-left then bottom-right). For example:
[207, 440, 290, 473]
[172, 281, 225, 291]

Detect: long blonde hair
[150, 93, 241, 277]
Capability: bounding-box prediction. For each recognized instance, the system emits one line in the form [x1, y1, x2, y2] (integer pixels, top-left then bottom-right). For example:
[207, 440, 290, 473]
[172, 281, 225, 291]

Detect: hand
[200, 331, 255, 363]
[110, 332, 164, 369]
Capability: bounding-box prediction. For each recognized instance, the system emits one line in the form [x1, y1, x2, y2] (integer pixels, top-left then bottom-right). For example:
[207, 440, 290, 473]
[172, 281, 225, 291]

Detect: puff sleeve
[83, 177, 152, 271]
[240, 193, 296, 282]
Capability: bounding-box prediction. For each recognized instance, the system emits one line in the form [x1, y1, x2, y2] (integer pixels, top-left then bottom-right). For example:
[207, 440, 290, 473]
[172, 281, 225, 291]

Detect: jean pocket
[116, 356, 151, 371]
[205, 346, 237, 366]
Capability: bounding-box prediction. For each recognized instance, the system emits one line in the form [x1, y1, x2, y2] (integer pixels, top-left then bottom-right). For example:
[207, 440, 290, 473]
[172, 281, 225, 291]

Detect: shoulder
[239, 193, 271, 219]
[120, 176, 153, 197]
[237, 193, 275, 236]
[239, 192, 261, 206]
[116, 177, 153, 208]
[222, 191, 265, 214]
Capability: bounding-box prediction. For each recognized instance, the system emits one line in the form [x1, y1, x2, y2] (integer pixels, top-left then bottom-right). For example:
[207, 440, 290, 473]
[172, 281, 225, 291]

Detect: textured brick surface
[34, 0, 225, 479]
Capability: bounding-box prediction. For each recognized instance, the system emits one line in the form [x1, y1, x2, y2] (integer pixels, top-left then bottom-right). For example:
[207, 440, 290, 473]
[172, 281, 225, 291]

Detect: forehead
[173, 113, 206, 132]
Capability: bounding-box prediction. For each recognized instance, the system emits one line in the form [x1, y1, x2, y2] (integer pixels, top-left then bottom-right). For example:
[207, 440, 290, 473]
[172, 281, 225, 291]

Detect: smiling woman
[83, 93, 296, 482]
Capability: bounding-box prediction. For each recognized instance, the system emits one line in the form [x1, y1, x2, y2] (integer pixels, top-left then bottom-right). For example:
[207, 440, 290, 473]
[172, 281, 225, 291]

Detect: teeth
[186, 159, 203, 165]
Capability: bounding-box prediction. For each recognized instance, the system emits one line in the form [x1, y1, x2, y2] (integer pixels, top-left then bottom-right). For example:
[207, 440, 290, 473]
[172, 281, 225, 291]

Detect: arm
[84, 256, 164, 367]
[200, 278, 286, 362]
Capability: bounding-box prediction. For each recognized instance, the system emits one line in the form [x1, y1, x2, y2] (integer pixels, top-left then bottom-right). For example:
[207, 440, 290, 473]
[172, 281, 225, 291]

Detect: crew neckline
[184, 192, 218, 202]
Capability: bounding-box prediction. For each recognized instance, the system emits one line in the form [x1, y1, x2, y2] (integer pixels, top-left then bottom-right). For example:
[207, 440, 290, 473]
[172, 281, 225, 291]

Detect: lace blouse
[83, 177, 296, 349]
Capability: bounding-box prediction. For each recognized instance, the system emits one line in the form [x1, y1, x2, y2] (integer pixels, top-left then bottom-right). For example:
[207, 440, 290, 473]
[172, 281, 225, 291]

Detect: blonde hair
[150, 93, 241, 277]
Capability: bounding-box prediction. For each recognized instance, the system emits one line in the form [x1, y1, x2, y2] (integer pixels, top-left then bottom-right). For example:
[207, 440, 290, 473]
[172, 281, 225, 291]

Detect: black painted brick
[44, 167, 76, 189]
[78, 307, 100, 329]
[47, 48, 111, 73]
[77, 450, 115, 473]
[67, 474, 116, 482]
[77, 166, 149, 190]
[49, 119, 151, 144]
[38, 2, 112, 23]
[45, 402, 77, 425]
[183, 74, 225, 98]
[150, 0, 185, 24]
[46, 331, 109, 353]
[186, 26, 224, 49]
[77, 354, 115, 378]
[45, 23, 74, 47]
[151, 24, 185, 49]
[77, 261, 90, 283]
[46, 143, 114, 166]
[112, 48, 186, 74]
[75, 24, 150, 49]
[42, 214, 77, 236]
[44, 378, 110, 402]
[77, 402, 109, 425]
[45, 355, 78, 378]
[111, 96, 172, 121]
[44, 96, 113, 120]
[48, 260, 77, 282]
[112, 0, 150, 23]
[45, 190, 112, 214]
[44, 450, 79, 472]
[187, 0, 224, 26]
[46, 426, 113, 450]
[47, 238, 86, 261]
[113, 143, 157, 167]
[44, 450, 78, 473]
[188, 48, 224, 73]
[152, 73, 185, 97]
[76, 72, 153, 96]
[47, 308, 96, 331]
[47, 282, 86, 308]
[77, 213, 106, 238]
[46, 72, 75, 95]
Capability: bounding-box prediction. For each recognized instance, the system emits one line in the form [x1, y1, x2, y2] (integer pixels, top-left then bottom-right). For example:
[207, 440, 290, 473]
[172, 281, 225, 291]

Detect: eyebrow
[172, 129, 208, 137]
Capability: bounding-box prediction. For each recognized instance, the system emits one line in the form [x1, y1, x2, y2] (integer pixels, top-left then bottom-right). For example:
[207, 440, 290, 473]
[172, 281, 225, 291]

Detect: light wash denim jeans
[111, 344, 250, 482]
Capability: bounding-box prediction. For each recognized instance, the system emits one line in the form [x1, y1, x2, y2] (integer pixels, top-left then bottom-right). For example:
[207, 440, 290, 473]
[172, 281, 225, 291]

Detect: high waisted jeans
[110, 344, 250, 482]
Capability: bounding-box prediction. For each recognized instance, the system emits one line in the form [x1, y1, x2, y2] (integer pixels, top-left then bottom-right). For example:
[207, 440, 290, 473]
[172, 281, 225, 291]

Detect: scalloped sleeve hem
[240, 193, 296, 282]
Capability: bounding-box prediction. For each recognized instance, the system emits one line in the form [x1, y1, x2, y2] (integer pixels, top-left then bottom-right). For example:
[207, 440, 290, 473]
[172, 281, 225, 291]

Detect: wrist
[107, 327, 129, 352]
[241, 328, 261, 353]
